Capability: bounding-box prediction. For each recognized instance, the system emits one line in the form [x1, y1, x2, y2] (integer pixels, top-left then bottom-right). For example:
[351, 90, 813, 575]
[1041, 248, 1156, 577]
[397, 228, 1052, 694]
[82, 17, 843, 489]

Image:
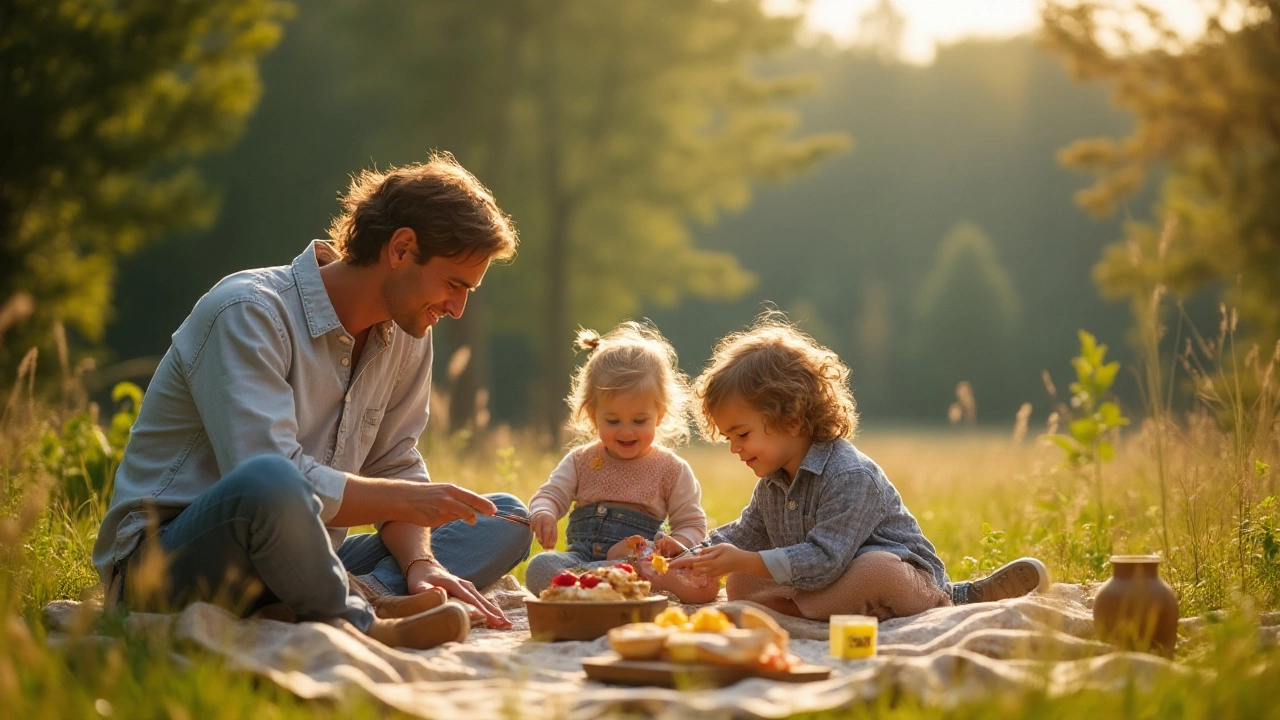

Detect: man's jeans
[123, 455, 532, 632]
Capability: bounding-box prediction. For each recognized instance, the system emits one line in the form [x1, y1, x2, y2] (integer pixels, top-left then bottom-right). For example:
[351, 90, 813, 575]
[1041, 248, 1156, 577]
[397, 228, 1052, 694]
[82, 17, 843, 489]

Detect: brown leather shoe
[366, 600, 470, 650]
[370, 587, 448, 619]
[966, 558, 1050, 603]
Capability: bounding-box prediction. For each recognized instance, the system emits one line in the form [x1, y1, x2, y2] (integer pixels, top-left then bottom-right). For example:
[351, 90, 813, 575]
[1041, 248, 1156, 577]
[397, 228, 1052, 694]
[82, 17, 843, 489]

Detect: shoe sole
[972, 557, 1051, 602]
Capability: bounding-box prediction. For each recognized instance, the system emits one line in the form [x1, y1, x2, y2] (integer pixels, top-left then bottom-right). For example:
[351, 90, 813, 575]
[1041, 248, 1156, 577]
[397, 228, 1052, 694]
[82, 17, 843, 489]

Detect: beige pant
[726, 550, 951, 621]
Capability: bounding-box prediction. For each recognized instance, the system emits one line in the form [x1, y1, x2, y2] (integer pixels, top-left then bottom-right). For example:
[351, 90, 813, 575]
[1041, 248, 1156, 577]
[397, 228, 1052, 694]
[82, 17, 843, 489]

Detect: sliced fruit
[550, 571, 579, 587]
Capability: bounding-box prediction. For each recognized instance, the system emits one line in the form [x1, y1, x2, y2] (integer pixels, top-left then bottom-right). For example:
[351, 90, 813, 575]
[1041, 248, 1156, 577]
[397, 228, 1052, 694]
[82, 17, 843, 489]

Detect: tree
[1041, 0, 1280, 339]
[0, 0, 291, 377]
[853, 0, 908, 63]
[321, 1, 848, 436]
[908, 222, 1021, 417]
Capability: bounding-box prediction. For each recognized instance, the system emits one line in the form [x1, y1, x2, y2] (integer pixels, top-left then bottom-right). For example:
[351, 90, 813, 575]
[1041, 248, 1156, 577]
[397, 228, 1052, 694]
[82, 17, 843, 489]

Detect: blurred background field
[4, 0, 1280, 717]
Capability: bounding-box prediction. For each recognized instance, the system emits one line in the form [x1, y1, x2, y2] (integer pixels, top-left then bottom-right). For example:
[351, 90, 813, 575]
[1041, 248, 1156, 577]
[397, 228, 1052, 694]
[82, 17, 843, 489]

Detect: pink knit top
[528, 441, 708, 547]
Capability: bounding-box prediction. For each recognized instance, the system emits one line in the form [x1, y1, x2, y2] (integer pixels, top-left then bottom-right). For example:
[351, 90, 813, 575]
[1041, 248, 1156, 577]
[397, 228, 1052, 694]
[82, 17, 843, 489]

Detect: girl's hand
[530, 511, 558, 549]
[667, 543, 753, 578]
[653, 534, 686, 558]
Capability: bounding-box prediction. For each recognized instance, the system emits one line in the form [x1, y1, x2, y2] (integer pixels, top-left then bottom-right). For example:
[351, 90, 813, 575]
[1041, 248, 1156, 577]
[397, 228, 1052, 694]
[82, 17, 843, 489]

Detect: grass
[3, 325, 1279, 718]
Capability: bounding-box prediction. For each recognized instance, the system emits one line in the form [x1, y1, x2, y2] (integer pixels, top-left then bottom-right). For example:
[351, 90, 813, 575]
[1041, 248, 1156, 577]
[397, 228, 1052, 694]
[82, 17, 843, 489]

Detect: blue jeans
[123, 455, 532, 632]
[524, 503, 662, 595]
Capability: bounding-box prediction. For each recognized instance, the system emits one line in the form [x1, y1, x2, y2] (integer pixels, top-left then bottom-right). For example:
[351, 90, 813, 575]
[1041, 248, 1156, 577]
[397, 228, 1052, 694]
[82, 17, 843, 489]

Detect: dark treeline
[106, 15, 1147, 428]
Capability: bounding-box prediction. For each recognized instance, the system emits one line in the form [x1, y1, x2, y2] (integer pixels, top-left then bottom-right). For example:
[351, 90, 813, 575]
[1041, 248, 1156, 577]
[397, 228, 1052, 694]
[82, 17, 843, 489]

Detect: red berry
[550, 571, 579, 587]
[579, 574, 602, 588]
[614, 563, 634, 574]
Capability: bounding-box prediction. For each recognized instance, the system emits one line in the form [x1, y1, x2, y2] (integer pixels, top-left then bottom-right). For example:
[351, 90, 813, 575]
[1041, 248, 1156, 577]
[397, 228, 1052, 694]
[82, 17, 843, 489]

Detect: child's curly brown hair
[693, 311, 858, 443]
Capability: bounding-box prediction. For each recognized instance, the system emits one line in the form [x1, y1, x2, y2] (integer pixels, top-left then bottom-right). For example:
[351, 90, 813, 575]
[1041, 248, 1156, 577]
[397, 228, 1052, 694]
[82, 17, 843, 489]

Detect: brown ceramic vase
[1092, 554, 1179, 657]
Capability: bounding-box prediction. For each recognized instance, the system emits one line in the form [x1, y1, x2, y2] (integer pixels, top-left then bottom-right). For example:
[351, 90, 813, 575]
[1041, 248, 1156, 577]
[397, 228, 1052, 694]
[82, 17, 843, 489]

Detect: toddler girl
[670, 313, 1048, 620]
[524, 322, 718, 603]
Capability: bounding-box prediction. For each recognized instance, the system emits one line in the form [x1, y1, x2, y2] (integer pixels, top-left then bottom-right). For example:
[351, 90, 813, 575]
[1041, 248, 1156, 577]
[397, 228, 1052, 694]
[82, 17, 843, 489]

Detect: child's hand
[667, 543, 755, 579]
[653, 534, 686, 558]
[529, 511, 558, 549]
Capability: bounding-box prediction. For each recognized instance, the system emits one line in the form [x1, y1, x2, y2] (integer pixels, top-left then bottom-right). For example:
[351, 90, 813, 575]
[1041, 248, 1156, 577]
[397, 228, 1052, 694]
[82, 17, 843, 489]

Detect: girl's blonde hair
[693, 311, 858, 443]
[565, 321, 691, 447]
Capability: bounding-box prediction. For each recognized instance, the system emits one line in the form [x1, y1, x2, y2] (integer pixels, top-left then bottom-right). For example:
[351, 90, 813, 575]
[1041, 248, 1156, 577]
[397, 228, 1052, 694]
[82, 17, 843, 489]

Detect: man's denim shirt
[93, 240, 433, 584]
[708, 439, 951, 592]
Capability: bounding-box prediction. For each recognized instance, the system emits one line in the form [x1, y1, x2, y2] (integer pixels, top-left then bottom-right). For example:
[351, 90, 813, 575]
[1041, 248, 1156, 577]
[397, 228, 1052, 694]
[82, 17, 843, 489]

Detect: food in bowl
[538, 564, 651, 602]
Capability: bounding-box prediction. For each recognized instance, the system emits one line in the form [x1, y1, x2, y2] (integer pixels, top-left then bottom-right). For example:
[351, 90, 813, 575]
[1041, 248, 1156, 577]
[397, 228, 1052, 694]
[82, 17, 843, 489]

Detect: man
[94, 153, 531, 650]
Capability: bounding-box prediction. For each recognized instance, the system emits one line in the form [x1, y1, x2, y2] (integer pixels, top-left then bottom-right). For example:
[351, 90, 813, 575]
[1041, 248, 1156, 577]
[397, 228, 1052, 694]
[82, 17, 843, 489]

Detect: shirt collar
[292, 240, 344, 339]
[797, 440, 836, 477]
[762, 440, 835, 489]
[292, 239, 394, 344]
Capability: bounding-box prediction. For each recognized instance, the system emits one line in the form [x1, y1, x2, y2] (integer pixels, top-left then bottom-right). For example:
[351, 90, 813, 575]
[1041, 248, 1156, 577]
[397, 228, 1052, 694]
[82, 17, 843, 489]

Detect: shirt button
[340, 357, 350, 367]
[339, 335, 352, 345]
[787, 500, 797, 511]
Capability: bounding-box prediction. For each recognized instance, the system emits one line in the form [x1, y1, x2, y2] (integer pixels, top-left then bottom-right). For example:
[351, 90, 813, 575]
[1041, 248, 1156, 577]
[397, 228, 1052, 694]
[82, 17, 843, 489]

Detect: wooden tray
[582, 654, 832, 689]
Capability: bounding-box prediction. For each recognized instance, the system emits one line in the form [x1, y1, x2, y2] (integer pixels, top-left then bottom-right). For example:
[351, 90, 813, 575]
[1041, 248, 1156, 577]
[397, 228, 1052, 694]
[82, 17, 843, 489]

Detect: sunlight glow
[767, 0, 1219, 64]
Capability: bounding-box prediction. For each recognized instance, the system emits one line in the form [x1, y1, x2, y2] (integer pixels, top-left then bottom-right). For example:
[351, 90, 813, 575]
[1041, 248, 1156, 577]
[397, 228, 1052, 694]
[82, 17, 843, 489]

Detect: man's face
[383, 236, 490, 338]
[710, 395, 811, 481]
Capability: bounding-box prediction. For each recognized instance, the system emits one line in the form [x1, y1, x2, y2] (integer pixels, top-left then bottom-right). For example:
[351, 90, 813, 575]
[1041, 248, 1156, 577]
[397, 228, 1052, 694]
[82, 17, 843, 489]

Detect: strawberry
[550, 571, 579, 587]
[614, 563, 634, 574]
[579, 574, 602, 588]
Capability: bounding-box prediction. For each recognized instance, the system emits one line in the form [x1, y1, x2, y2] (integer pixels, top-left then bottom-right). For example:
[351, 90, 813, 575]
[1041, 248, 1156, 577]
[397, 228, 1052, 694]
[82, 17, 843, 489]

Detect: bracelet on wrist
[403, 555, 438, 575]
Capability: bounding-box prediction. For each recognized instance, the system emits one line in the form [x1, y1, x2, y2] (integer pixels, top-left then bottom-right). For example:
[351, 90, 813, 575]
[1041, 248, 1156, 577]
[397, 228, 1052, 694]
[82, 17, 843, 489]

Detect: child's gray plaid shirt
[707, 439, 951, 592]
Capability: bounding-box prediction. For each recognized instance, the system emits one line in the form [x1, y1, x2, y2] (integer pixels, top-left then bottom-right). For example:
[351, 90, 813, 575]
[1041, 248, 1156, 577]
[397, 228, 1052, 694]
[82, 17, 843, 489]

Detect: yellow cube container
[829, 614, 878, 659]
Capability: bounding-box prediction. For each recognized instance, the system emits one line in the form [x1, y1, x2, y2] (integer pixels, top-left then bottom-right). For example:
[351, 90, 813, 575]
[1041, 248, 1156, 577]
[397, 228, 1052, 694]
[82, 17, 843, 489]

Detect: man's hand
[407, 559, 512, 629]
[667, 543, 767, 579]
[331, 477, 499, 529]
[530, 510, 558, 549]
[399, 482, 498, 527]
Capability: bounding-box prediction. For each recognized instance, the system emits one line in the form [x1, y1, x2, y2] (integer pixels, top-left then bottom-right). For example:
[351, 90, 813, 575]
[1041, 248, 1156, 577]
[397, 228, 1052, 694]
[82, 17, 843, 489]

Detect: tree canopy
[1042, 0, 1280, 340]
[0, 0, 290, 376]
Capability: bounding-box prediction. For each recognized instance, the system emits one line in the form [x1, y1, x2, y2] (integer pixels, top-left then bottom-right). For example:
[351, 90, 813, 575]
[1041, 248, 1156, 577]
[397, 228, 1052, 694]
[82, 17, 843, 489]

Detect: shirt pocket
[353, 408, 385, 461]
[803, 514, 817, 535]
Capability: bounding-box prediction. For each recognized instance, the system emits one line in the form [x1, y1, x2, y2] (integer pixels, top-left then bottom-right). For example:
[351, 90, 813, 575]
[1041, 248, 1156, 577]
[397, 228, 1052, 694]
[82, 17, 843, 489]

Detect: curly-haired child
[524, 322, 719, 603]
[670, 312, 1048, 620]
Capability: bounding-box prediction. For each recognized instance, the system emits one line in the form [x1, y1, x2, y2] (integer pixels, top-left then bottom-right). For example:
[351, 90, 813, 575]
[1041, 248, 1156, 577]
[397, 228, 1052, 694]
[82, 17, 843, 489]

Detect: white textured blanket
[43, 580, 1219, 718]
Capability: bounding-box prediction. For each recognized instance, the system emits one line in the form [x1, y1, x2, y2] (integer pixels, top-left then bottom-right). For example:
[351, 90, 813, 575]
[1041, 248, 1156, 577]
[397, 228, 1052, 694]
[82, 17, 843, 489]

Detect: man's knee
[488, 492, 529, 516]
[222, 455, 315, 517]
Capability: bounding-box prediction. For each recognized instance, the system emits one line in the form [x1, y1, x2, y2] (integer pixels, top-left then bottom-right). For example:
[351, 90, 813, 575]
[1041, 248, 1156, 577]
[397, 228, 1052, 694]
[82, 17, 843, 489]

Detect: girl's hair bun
[575, 328, 601, 352]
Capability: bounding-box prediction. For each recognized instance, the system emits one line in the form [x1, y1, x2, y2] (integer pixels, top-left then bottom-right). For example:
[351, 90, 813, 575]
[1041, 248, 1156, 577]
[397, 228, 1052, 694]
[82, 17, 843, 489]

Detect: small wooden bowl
[524, 596, 668, 641]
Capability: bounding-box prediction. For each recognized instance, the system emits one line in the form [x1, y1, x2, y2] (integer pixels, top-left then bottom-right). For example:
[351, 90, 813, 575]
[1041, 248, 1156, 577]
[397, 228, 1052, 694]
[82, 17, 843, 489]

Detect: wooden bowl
[524, 596, 668, 641]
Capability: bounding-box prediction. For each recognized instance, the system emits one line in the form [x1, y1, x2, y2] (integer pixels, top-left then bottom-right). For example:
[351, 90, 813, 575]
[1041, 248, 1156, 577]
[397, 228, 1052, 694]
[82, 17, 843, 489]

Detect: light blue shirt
[93, 240, 434, 583]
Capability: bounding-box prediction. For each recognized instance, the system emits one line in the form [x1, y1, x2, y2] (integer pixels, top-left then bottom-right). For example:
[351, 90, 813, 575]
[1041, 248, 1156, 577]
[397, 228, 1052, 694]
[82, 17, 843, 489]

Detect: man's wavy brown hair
[694, 311, 858, 443]
[327, 151, 518, 266]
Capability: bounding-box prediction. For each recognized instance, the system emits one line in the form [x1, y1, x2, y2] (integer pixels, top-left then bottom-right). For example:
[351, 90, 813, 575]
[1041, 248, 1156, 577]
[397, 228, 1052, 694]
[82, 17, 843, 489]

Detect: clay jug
[1092, 555, 1179, 656]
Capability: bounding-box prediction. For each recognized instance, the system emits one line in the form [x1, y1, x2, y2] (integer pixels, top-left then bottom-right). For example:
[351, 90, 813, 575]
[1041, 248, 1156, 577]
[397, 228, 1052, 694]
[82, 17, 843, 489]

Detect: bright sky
[769, 0, 1217, 64]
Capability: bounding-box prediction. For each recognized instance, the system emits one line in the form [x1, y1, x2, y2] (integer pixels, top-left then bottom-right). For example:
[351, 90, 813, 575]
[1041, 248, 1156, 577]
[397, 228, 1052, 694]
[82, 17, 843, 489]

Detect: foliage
[907, 221, 1022, 415]
[35, 382, 141, 517]
[1041, 0, 1280, 342]
[0, 0, 292, 377]
[1047, 330, 1130, 468]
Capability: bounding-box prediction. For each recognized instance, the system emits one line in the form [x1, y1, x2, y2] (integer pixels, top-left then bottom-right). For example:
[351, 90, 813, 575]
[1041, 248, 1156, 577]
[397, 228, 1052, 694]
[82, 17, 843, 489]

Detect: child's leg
[524, 550, 591, 596]
[647, 568, 721, 605]
[793, 551, 950, 621]
[725, 572, 801, 616]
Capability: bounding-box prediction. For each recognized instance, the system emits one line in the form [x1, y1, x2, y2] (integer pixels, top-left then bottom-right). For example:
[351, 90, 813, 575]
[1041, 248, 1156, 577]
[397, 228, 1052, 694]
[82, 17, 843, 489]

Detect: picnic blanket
[42, 579, 1247, 719]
